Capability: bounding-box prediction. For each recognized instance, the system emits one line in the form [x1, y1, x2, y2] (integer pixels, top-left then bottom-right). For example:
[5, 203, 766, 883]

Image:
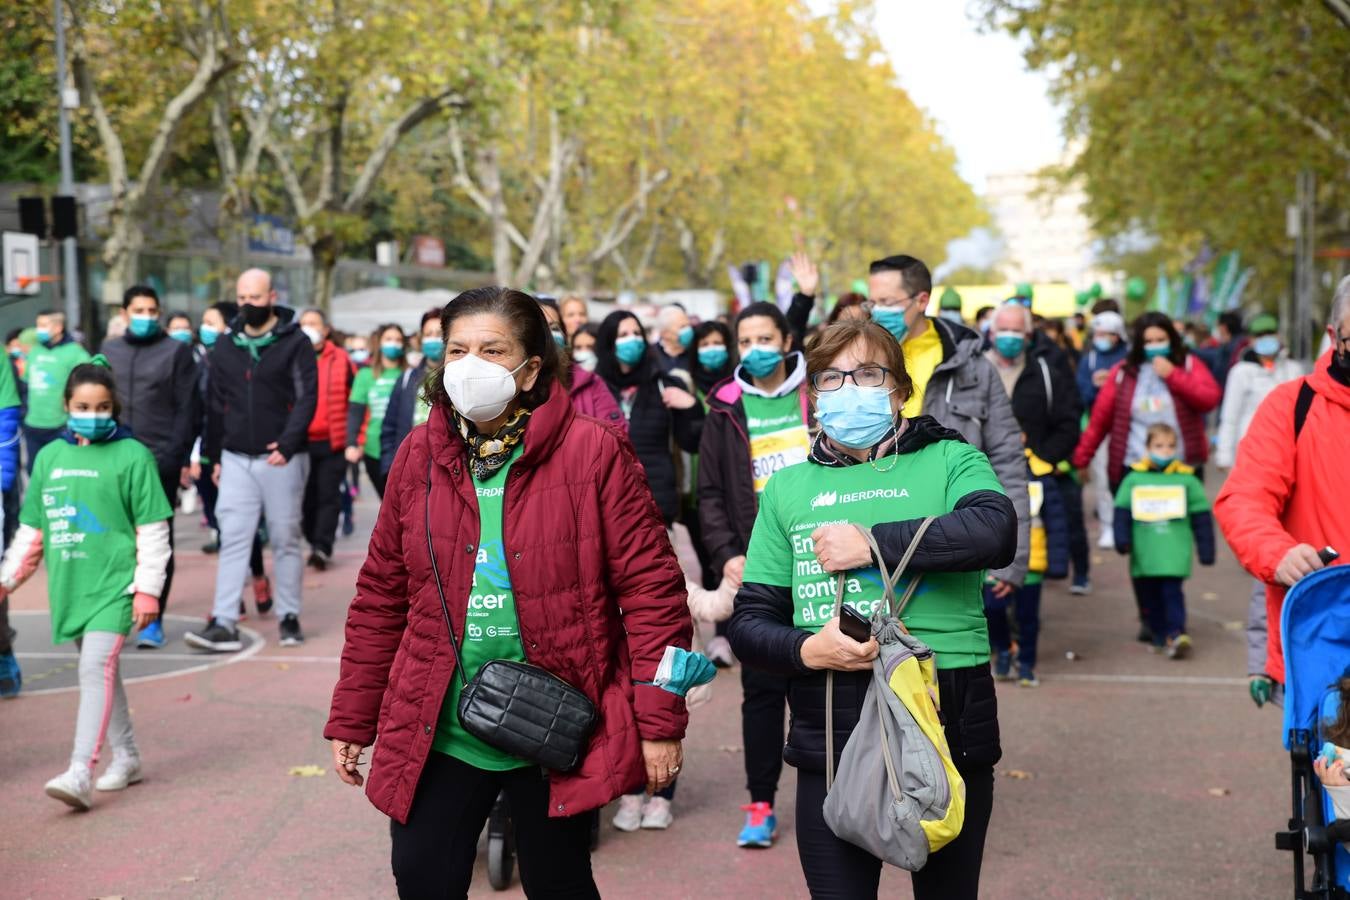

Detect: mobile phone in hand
[1319, 547, 1340, 566]
[838, 604, 871, 643]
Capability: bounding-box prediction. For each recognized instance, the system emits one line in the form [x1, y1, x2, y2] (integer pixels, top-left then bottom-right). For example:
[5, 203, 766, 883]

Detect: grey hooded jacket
[918, 317, 1029, 586]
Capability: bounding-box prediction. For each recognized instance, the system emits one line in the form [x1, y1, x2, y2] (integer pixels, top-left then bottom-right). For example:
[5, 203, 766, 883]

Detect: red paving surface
[0, 487, 1295, 899]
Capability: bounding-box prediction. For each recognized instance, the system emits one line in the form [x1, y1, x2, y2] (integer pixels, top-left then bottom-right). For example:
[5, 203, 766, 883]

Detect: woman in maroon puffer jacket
[326, 287, 691, 898]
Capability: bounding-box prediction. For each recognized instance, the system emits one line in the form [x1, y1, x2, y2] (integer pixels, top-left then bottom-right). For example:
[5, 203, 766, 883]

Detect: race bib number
[1027, 480, 1044, 518]
[1131, 485, 1186, 522]
[750, 427, 810, 493]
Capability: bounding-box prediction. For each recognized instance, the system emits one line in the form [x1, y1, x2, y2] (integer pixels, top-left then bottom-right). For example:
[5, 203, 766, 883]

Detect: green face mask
[871, 306, 908, 341]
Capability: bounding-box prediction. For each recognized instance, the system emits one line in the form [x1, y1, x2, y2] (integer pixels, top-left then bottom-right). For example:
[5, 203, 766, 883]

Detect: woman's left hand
[131, 592, 159, 631]
[1315, 757, 1350, 787]
[811, 524, 872, 572]
[641, 739, 683, 793]
[1151, 355, 1176, 379]
[661, 387, 697, 410]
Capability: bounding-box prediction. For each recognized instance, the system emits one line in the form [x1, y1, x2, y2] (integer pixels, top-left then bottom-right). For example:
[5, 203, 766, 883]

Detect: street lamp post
[53, 0, 81, 327]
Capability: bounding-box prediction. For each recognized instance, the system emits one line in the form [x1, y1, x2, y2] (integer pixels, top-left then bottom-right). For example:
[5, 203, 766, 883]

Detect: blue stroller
[1276, 565, 1350, 899]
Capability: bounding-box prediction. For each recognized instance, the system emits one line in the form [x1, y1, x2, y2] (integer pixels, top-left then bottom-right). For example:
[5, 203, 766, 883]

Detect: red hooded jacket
[325, 381, 691, 823]
[568, 364, 625, 431]
[1215, 351, 1350, 683]
[1073, 354, 1221, 485]
[307, 341, 355, 450]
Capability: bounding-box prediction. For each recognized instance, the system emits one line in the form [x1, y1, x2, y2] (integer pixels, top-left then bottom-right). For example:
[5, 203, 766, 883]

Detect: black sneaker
[279, 614, 304, 647]
[1136, 623, 1154, 644]
[309, 550, 331, 572]
[184, 618, 243, 652]
[202, 530, 220, 554]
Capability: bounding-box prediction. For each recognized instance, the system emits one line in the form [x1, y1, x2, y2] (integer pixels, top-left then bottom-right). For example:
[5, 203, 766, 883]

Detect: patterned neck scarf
[455, 406, 531, 481]
[232, 329, 278, 362]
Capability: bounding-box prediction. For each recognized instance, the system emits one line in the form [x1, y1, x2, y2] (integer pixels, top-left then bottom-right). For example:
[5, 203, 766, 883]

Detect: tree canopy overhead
[978, 0, 1350, 290]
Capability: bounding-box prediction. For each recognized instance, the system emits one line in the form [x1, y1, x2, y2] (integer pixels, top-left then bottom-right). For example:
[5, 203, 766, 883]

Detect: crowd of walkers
[0, 254, 1346, 900]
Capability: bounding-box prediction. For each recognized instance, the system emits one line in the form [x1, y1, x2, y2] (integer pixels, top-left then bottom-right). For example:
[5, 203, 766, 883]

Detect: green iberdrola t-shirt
[24, 341, 91, 428]
[742, 390, 809, 495]
[433, 445, 530, 770]
[1115, 465, 1210, 579]
[21, 436, 174, 644]
[349, 367, 400, 460]
[741, 438, 1004, 669]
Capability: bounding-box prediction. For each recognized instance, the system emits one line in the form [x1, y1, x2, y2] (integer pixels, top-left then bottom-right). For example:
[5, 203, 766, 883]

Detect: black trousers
[363, 454, 387, 498]
[390, 752, 599, 900]
[1056, 473, 1089, 581]
[155, 465, 180, 621]
[743, 666, 788, 806]
[794, 665, 999, 900]
[22, 425, 61, 474]
[301, 441, 346, 556]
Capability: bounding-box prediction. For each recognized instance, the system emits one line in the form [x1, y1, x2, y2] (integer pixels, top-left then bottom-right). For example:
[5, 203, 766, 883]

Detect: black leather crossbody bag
[424, 460, 597, 772]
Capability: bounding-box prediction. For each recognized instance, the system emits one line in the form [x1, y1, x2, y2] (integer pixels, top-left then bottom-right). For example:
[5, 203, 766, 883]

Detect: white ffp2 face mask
[442, 353, 529, 423]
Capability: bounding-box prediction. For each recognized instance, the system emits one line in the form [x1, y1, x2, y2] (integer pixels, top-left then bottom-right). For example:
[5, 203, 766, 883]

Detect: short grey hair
[994, 301, 1034, 333]
[656, 305, 688, 330]
[1331, 275, 1350, 328]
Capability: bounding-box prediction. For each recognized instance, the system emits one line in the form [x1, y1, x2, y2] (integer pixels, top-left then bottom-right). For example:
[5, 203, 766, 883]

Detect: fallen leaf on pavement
[276, 663, 290, 671]
[1222, 620, 1244, 631]
[1202, 592, 1219, 601]
[1005, 770, 1034, 780]
[176, 694, 192, 702]
[179, 876, 198, 884]
[289, 765, 326, 777]
[1207, 787, 1231, 797]
[717, 745, 743, 753]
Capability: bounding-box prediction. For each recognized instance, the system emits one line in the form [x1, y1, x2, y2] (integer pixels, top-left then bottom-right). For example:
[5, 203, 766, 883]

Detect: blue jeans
[983, 582, 1042, 671]
[1132, 577, 1186, 644]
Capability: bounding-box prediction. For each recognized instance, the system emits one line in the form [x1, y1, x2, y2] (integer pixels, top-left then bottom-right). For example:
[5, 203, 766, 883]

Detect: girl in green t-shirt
[0, 359, 173, 811]
[346, 323, 407, 498]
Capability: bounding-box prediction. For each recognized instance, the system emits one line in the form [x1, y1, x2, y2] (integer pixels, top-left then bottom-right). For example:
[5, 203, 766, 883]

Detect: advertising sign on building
[411, 235, 446, 268]
[248, 214, 296, 256]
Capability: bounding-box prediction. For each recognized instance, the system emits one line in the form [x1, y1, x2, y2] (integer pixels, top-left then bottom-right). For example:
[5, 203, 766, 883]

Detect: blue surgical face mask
[349, 349, 370, 365]
[67, 412, 116, 442]
[871, 306, 909, 341]
[199, 325, 221, 347]
[677, 325, 694, 349]
[1253, 335, 1281, 357]
[129, 315, 160, 339]
[1149, 453, 1175, 470]
[169, 329, 193, 344]
[421, 336, 445, 362]
[697, 345, 729, 371]
[993, 331, 1026, 360]
[615, 335, 647, 366]
[381, 343, 404, 361]
[939, 310, 964, 324]
[35, 328, 51, 346]
[1143, 343, 1170, 360]
[1092, 337, 1117, 354]
[741, 346, 783, 379]
[816, 385, 896, 449]
[551, 329, 567, 348]
[8, 348, 23, 360]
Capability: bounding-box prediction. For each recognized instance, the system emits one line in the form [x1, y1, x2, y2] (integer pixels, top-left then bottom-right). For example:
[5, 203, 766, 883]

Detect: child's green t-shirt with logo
[1115, 466, 1210, 579]
[21, 437, 174, 644]
[433, 446, 530, 770]
[742, 438, 1003, 669]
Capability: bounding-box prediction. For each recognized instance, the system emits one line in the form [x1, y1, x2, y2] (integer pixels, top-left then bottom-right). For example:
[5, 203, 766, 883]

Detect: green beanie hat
[1014, 282, 1034, 300]
[939, 287, 963, 310]
[1248, 313, 1278, 335]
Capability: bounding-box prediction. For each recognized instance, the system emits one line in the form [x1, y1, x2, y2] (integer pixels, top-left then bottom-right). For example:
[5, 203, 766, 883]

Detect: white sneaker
[44, 767, 92, 810]
[705, 635, 736, 668]
[1096, 530, 1115, 550]
[612, 794, 644, 832]
[640, 796, 673, 829]
[95, 754, 143, 791]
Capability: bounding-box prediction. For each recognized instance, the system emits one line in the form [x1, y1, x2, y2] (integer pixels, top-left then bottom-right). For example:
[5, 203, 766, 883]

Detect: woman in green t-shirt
[345, 323, 406, 497]
[726, 319, 1017, 900]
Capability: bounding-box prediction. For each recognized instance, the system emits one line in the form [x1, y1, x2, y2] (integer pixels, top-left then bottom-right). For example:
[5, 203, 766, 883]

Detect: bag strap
[1037, 356, 1053, 410]
[426, 456, 470, 687]
[1293, 379, 1315, 442]
[825, 516, 936, 790]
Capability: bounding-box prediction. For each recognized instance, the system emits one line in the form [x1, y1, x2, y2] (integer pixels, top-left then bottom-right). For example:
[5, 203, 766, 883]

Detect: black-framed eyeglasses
[812, 365, 891, 392]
